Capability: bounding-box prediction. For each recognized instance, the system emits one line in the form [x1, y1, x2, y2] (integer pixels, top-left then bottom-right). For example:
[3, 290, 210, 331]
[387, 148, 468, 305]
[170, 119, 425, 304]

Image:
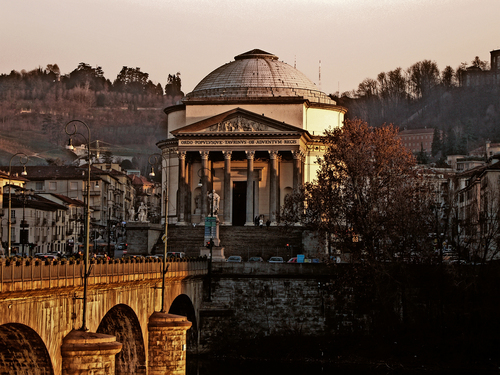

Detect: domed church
[157, 49, 347, 226]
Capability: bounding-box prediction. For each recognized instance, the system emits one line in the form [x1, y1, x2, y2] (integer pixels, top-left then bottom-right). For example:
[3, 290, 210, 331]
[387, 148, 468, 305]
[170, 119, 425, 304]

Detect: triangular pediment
[171, 108, 304, 136]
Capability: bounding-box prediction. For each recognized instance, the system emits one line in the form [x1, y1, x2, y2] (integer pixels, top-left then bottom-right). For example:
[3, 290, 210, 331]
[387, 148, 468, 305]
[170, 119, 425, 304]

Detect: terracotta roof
[48, 193, 85, 206]
[0, 165, 100, 181]
[398, 128, 435, 135]
[2, 192, 68, 211]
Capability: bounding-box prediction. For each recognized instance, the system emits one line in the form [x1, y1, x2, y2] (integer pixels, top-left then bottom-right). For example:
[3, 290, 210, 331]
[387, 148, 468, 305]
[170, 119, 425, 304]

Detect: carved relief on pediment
[204, 116, 275, 132]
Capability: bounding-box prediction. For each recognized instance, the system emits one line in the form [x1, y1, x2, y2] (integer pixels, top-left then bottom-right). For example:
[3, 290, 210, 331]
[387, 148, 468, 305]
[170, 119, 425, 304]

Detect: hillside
[0, 106, 170, 168]
[337, 81, 500, 160]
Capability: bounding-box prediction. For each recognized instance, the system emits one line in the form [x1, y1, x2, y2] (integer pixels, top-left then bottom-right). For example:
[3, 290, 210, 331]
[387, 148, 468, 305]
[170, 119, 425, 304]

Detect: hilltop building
[459, 48, 500, 87]
[157, 49, 347, 226]
[398, 128, 435, 154]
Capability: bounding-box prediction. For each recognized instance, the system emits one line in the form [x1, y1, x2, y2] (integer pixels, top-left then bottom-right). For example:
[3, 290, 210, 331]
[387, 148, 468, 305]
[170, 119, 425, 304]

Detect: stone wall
[126, 222, 163, 255]
[198, 263, 337, 352]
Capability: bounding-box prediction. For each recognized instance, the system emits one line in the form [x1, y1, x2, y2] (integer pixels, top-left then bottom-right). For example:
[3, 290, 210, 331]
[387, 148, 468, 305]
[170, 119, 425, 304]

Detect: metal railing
[0, 258, 208, 293]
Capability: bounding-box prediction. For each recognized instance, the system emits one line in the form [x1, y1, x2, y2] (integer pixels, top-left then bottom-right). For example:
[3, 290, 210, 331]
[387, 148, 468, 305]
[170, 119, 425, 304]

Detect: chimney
[486, 139, 491, 159]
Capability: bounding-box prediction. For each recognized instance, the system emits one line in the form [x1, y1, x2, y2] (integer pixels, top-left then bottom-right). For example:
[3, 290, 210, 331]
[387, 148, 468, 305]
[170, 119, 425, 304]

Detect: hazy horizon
[1, 0, 499, 96]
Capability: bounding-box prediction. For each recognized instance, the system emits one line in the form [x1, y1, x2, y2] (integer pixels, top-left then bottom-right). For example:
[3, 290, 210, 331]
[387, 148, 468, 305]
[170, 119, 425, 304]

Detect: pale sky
[1, 0, 499, 96]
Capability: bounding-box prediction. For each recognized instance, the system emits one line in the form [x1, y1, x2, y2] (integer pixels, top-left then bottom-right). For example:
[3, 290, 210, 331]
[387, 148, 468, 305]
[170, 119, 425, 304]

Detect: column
[148, 312, 192, 375]
[222, 151, 232, 225]
[61, 330, 122, 375]
[177, 151, 186, 225]
[269, 150, 278, 225]
[292, 150, 303, 192]
[200, 151, 209, 220]
[245, 150, 255, 226]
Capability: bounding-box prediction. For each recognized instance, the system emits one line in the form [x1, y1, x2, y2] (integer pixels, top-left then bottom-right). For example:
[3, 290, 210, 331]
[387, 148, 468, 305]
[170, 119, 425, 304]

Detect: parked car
[167, 252, 185, 259]
[95, 254, 111, 261]
[117, 243, 127, 250]
[248, 256, 264, 262]
[126, 254, 145, 260]
[226, 255, 242, 263]
[268, 256, 284, 263]
[34, 253, 58, 261]
[287, 257, 297, 263]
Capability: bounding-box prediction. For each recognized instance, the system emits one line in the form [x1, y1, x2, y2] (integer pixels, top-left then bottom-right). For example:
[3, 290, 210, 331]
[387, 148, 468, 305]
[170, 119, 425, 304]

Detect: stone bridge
[0, 257, 207, 375]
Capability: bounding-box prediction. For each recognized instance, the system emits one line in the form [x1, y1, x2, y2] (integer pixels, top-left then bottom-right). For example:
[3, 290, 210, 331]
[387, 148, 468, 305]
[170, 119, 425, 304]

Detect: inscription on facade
[179, 139, 299, 146]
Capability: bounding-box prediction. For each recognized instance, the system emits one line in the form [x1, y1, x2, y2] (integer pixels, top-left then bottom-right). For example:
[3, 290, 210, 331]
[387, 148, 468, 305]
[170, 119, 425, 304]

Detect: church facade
[156, 49, 347, 226]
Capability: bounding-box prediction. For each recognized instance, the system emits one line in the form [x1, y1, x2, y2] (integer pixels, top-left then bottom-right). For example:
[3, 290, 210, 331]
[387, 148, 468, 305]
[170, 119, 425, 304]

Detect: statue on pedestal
[137, 202, 148, 222]
[208, 190, 220, 215]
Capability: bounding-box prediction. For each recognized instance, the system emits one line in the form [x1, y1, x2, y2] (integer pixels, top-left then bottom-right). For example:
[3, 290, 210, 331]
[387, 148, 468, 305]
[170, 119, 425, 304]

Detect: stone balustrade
[0, 258, 208, 293]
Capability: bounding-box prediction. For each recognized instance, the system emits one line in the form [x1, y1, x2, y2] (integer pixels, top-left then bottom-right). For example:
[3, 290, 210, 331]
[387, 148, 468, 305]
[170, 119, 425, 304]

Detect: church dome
[184, 49, 335, 104]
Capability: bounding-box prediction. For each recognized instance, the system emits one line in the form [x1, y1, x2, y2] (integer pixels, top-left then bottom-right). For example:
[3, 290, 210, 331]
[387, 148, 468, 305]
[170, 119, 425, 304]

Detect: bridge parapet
[0, 258, 208, 293]
[212, 262, 332, 276]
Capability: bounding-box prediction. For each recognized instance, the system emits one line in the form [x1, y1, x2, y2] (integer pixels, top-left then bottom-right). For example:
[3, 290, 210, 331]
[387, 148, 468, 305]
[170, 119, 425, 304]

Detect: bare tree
[281, 119, 435, 263]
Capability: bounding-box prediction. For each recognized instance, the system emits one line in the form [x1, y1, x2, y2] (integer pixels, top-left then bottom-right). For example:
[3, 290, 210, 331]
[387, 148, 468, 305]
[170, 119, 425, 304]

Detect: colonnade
[170, 148, 304, 226]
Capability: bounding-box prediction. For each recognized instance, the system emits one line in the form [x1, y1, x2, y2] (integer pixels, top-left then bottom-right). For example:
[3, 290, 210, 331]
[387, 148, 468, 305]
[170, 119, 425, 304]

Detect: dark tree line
[0, 62, 183, 108]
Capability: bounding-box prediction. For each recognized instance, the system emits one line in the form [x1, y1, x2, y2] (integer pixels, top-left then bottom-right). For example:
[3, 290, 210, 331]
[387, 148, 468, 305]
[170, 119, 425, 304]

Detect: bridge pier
[148, 312, 192, 375]
[61, 330, 123, 375]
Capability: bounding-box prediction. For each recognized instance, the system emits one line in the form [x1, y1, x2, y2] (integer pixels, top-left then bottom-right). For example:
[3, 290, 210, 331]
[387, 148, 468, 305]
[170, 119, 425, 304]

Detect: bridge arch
[0, 323, 54, 375]
[96, 304, 146, 375]
[169, 294, 198, 352]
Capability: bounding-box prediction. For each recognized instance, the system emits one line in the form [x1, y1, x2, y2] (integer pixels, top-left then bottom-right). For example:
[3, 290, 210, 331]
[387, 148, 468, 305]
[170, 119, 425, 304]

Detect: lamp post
[8, 153, 28, 258]
[65, 119, 92, 331]
[198, 167, 215, 301]
[15, 188, 33, 257]
[148, 153, 170, 313]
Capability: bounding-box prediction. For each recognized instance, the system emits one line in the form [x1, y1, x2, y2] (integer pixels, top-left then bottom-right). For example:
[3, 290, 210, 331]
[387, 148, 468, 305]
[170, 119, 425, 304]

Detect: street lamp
[197, 166, 216, 301]
[8, 153, 28, 258]
[65, 119, 92, 332]
[15, 188, 33, 258]
[148, 153, 170, 313]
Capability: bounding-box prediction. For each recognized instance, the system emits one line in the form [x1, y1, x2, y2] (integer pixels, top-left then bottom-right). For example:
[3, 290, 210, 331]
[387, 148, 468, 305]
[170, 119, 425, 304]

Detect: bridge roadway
[0, 257, 208, 375]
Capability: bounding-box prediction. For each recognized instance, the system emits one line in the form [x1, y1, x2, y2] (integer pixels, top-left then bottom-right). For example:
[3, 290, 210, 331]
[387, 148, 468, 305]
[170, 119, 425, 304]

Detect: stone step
[161, 225, 304, 261]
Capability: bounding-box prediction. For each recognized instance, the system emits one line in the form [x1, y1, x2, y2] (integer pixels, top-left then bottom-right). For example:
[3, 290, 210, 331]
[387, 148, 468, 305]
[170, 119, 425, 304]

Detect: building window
[36, 182, 44, 190]
[49, 181, 57, 191]
[70, 182, 78, 190]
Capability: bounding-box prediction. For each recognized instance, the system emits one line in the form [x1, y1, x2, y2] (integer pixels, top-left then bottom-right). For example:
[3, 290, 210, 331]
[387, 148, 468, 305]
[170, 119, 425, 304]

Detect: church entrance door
[232, 181, 246, 226]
